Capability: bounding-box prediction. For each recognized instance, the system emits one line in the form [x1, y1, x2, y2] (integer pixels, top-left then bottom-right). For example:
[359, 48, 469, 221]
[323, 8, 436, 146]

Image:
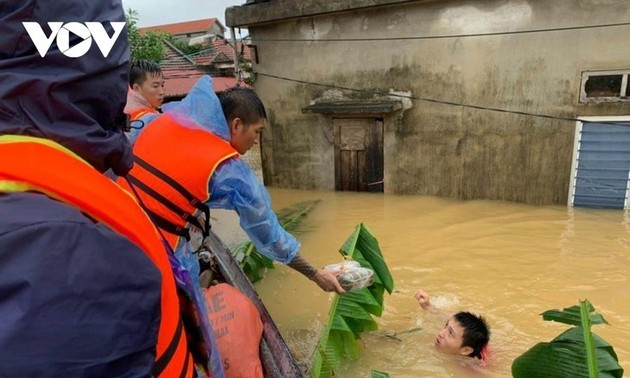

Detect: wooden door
[334, 118, 384, 192]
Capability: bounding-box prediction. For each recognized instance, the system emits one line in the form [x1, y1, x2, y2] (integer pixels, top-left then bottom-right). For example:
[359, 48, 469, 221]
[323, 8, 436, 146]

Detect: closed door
[334, 118, 384, 192]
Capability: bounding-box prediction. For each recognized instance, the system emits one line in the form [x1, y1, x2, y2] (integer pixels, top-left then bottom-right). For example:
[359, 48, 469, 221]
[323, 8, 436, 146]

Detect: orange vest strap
[127, 173, 206, 235]
[130, 107, 157, 121]
[153, 317, 184, 376]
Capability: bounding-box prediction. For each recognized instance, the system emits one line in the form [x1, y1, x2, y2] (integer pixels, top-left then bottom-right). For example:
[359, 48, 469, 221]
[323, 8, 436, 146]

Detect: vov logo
[22, 22, 126, 58]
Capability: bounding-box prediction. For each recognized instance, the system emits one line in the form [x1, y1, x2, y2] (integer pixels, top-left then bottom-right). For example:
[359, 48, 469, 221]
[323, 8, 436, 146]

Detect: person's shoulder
[0, 192, 93, 227]
[0, 192, 147, 248]
[0, 191, 160, 278]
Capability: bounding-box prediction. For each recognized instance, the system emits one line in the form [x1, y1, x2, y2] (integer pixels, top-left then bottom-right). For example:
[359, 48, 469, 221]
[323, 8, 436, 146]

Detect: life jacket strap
[127, 173, 207, 236]
[133, 155, 211, 237]
[144, 207, 192, 242]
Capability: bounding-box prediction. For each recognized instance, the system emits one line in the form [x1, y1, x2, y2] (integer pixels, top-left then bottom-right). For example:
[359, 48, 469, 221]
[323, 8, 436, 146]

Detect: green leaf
[579, 300, 598, 378]
[342, 288, 382, 316]
[230, 200, 320, 283]
[341, 224, 394, 294]
[542, 301, 608, 327]
[512, 339, 623, 378]
[310, 223, 394, 377]
[371, 371, 390, 378]
[512, 300, 623, 378]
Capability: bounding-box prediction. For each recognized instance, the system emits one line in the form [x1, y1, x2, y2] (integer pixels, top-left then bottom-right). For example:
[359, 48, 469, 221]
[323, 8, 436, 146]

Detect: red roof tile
[213, 38, 252, 61]
[157, 38, 246, 97]
[191, 38, 252, 66]
[140, 18, 219, 35]
[163, 70, 240, 97]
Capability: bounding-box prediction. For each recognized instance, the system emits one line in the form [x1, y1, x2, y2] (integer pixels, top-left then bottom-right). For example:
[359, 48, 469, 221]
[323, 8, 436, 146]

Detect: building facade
[227, 0, 630, 205]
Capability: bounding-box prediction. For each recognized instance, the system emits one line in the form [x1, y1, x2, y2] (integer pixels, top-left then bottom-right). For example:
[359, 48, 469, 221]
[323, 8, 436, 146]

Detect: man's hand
[312, 269, 345, 294]
[414, 289, 432, 310]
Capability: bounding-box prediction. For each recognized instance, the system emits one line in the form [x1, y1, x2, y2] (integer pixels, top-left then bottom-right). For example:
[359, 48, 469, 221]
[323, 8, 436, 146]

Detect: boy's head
[435, 312, 490, 359]
[218, 87, 267, 155]
[129, 60, 164, 110]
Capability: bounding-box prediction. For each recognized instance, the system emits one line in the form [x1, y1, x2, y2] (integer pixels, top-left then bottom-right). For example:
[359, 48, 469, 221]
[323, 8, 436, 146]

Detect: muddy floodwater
[212, 187, 630, 377]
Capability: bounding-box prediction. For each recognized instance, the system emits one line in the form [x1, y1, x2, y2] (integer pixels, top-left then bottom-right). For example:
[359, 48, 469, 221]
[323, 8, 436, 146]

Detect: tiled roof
[160, 42, 196, 71]
[140, 18, 220, 35]
[160, 42, 243, 97]
[192, 38, 251, 66]
[163, 71, 240, 97]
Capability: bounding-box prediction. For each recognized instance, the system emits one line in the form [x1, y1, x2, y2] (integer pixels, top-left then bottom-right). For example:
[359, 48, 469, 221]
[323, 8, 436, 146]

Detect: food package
[324, 260, 374, 292]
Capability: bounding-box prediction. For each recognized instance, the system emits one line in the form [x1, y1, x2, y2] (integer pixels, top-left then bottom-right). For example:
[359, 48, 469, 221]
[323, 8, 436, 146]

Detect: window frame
[580, 70, 630, 103]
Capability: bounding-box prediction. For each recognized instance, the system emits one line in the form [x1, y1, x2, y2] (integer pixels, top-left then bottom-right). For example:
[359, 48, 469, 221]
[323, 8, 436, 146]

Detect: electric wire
[247, 22, 630, 42]
[255, 72, 630, 127]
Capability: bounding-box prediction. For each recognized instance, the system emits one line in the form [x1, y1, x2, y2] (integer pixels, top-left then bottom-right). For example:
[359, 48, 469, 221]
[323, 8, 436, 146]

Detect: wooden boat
[204, 230, 304, 378]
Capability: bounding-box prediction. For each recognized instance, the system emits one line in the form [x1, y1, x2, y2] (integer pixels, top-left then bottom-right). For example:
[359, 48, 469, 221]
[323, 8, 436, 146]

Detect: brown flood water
[212, 187, 630, 378]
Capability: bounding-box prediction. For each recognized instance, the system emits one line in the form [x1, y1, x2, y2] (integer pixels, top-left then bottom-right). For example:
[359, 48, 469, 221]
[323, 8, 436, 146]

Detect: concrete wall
[230, 0, 630, 205]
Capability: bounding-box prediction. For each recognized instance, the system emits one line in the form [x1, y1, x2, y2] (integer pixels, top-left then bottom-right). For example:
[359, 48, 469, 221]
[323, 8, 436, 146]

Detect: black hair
[453, 311, 490, 359]
[129, 60, 162, 87]
[218, 87, 267, 127]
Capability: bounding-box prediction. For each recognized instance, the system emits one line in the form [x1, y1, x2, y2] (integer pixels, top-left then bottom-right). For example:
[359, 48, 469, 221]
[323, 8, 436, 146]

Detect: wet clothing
[0, 1, 197, 377]
[131, 76, 301, 264]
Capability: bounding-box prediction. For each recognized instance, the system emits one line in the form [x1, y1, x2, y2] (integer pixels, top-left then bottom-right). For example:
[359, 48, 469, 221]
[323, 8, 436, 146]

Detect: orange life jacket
[118, 114, 238, 249]
[0, 135, 193, 378]
[130, 107, 158, 121]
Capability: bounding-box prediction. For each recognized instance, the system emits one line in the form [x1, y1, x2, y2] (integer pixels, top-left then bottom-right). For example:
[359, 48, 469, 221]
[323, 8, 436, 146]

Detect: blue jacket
[0, 1, 162, 377]
[135, 77, 301, 264]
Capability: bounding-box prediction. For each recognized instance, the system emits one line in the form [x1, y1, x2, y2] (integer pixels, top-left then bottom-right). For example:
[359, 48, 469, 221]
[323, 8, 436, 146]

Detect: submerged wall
[229, 0, 630, 204]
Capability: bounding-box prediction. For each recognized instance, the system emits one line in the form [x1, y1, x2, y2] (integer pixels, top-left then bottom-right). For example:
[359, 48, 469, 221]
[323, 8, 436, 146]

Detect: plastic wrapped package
[324, 260, 375, 292]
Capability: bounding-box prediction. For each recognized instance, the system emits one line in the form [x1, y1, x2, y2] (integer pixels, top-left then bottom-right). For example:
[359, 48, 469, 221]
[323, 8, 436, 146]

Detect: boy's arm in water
[415, 289, 451, 324]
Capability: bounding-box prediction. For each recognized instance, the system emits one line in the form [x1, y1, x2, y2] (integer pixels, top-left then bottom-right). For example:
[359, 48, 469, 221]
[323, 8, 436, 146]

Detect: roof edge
[302, 100, 403, 114]
[226, 0, 423, 28]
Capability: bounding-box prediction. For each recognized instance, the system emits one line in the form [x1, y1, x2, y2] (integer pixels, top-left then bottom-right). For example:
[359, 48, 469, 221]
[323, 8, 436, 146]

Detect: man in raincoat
[0, 1, 208, 377]
[124, 76, 345, 293]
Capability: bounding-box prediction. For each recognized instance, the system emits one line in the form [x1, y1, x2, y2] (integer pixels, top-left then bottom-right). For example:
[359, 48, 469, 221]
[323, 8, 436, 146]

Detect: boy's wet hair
[454, 311, 490, 359]
[129, 60, 162, 87]
[218, 86, 267, 127]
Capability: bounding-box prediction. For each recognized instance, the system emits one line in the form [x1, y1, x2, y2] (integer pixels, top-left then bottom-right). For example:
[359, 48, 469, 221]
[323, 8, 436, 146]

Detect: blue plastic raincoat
[135, 76, 301, 264]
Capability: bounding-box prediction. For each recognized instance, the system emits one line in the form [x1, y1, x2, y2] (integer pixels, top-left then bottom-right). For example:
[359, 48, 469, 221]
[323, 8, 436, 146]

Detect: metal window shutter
[571, 121, 630, 209]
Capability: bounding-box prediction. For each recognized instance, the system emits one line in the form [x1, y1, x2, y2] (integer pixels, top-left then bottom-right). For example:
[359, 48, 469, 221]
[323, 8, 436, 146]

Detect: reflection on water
[211, 188, 630, 377]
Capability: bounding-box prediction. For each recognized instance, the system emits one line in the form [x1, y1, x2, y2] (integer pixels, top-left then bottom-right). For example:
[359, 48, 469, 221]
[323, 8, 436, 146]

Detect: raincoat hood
[0, 0, 133, 175]
[161, 76, 231, 141]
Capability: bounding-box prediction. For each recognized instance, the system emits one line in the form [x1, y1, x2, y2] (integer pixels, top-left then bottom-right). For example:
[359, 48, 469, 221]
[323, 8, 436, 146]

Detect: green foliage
[512, 300, 623, 378]
[231, 200, 321, 283]
[370, 371, 390, 378]
[238, 54, 256, 86]
[310, 223, 394, 378]
[126, 9, 166, 62]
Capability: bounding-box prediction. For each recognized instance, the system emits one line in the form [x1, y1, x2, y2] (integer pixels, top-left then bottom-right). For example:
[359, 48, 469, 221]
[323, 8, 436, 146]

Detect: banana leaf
[542, 302, 608, 327]
[231, 199, 321, 282]
[371, 371, 390, 378]
[512, 300, 623, 378]
[310, 223, 394, 378]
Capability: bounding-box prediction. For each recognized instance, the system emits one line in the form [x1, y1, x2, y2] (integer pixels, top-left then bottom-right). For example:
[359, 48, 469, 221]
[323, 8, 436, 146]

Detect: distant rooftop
[139, 18, 224, 35]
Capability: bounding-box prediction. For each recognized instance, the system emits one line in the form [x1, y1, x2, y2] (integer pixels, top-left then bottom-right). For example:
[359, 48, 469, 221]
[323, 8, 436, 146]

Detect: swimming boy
[415, 289, 490, 361]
